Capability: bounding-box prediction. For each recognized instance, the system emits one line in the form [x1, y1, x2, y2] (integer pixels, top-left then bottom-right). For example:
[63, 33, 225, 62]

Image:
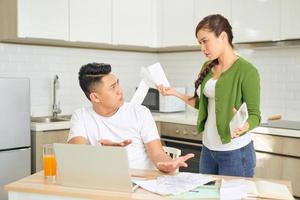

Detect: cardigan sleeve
[242, 68, 261, 130]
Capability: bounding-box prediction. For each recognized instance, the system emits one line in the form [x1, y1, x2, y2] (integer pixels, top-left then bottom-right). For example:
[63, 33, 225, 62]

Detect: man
[68, 62, 194, 173]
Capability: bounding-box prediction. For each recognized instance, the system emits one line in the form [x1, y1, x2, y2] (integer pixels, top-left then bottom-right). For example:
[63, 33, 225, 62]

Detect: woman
[157, 14, 261, 177]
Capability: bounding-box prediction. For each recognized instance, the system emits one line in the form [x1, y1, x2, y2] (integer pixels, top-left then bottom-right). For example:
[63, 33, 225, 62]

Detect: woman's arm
[156, 85, 196, 107]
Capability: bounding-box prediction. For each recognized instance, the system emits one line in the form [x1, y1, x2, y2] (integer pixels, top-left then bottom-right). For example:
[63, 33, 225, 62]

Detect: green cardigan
[195, 57, 261, 144]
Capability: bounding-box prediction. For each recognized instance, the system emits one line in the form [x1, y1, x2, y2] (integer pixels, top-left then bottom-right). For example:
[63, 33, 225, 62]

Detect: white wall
[1, 43, 299, 121]
[158, 46, 300, 121]
[0, 43, 157, 116]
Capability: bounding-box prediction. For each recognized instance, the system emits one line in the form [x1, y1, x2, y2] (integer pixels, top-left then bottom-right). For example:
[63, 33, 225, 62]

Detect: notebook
[245, 180, 294, 200]
[53, 143, 138, 192]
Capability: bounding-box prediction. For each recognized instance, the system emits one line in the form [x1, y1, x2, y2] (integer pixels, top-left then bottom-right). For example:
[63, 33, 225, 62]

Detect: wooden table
[5, 170, 293, 200]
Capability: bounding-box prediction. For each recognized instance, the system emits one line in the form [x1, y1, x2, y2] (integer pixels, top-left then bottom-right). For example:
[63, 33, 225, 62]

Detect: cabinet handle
[161, 138, 202, 147]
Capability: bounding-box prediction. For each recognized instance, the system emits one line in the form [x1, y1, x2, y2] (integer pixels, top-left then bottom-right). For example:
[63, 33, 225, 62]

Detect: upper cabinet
[18, 0, 69, 40]
[1, 0, 300, 49]
[194, 0, 231, 27]
[0, 0, 69, 40]
[112, 0, 156, 47]
[69, 0, 112, 44]
[280, 0, 300, 40]
[231, 0, 280, 43]
[194, 0, 231, 44]
[158, 0, 195, 47]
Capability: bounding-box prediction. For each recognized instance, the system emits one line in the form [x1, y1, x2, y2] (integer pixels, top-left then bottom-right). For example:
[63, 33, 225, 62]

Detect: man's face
[91, 73, 124, 109]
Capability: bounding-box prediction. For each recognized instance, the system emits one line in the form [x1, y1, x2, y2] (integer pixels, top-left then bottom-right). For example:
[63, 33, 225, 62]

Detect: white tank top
[202, 78, 251, 151]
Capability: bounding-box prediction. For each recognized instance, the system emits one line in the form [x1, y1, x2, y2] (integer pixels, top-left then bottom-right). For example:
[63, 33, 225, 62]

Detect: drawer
[252, 133, 300, 157]
[160, 122, 202, 141]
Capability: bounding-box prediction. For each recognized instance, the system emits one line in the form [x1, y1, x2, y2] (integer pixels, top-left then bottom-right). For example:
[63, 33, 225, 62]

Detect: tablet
[229, 102, 248, 138]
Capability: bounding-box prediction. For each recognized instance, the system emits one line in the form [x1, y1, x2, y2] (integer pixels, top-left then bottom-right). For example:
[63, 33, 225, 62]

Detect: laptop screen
[54, 143, 134, 192]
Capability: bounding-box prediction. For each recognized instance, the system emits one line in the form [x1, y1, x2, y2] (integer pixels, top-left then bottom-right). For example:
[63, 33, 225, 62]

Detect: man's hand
[157, 153, 194, 173]
[232, 108, 249, 137]
[98, 139, 132, 147]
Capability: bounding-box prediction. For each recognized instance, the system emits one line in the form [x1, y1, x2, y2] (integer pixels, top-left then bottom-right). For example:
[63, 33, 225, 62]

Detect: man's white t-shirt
[68, 102, 160, 170]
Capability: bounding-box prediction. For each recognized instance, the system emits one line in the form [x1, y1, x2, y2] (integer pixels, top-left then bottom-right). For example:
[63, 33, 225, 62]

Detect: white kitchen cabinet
[69, 0, 112, 43]
[194, 0, 231, 28]
[112, 0, 156, 47]
[280, 0, 300, 40]
[0, 0, 69, 41]
[158, 0, 195, 47]
[252, 133, 300, 197]
[231, 0, 280, 43]
[18, 0, 69, 40]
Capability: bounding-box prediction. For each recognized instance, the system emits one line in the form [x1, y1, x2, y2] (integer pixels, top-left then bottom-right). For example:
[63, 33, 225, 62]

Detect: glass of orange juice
[43, 144, 56, 183]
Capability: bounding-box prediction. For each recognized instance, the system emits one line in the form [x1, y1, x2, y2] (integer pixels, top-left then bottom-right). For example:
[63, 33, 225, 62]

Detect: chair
[163, 146, 181, 159]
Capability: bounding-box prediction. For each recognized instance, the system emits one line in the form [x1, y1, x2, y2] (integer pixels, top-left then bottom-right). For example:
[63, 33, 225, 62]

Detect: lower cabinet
[252, 133, 300, 197]
[255, 152, 300, 197]
[31, 130, 69, 173]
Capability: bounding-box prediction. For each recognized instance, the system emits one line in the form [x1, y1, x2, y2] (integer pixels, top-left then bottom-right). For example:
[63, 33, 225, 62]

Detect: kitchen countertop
[31, 121, 71, 132]
[31, 111, 300, 138]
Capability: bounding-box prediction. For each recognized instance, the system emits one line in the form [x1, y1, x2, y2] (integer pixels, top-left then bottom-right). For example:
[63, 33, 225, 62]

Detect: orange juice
[43, 155, 56, 176]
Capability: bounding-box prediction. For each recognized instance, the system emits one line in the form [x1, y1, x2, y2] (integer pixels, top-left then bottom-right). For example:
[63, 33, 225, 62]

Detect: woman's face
[196, 29, 224, 60]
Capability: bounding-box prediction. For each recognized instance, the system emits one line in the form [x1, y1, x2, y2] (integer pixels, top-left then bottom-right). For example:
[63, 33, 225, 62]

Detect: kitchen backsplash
[0, 43, 157, 116]
[0, 43, 299, 121]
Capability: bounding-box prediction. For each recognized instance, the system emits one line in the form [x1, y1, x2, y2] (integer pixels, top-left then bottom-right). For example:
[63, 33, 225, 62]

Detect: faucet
[52, 75, 61, 119]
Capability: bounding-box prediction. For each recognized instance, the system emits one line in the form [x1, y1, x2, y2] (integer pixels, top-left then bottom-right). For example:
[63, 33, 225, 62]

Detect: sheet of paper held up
[132, 172, 216, 196]
[130, 62, 170, 105]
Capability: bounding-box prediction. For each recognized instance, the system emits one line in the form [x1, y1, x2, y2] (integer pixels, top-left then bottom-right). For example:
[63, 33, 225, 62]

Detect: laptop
[53, 143, 138, 192]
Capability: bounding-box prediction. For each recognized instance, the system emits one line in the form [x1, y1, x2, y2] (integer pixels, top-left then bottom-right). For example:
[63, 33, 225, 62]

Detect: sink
[31, 115, 71, 123]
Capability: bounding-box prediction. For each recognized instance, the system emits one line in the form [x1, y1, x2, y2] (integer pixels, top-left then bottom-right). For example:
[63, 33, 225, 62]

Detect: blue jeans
[199, 141, 256, 177]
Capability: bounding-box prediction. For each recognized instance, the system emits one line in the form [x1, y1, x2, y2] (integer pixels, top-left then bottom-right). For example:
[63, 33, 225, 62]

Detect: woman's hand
[233, 122, 249, 137]
[156, 85, 177, 96]
[232, 108, 250, 137]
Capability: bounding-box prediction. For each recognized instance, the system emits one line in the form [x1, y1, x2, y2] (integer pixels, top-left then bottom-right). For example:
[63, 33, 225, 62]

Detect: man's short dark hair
[78, 63, 111, 100]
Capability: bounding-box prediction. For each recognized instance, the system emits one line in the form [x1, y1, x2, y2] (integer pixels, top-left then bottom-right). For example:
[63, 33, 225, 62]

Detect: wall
[158, 46, 300, 121]
[1, 43, 299, 121]
[0, 43, 158, 116]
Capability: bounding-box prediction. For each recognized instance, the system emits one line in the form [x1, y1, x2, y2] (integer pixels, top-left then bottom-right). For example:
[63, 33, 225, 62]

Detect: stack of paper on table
[220, 179, 248, 200]
[132, 172, 216, 196]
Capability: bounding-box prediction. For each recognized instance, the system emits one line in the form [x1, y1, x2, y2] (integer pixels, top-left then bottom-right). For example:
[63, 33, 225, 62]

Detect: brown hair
[193, 14, 233, 98]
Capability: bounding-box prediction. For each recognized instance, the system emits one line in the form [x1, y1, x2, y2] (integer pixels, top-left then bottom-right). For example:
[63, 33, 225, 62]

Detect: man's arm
[68, 136, 132, 147]
[68, 136, 88, 144]
[145, 139, 194, 173]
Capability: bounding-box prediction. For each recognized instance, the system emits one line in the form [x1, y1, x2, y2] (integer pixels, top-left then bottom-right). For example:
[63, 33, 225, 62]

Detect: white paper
[133, 172, 216, 196]
[130, 62, 170, 105]
[220, 179, 248, 200]
[140, 66, 155, 88]
[130, 80, 149, 105]
[229, 102, 248, 138]
[147, 62, 170, 87]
